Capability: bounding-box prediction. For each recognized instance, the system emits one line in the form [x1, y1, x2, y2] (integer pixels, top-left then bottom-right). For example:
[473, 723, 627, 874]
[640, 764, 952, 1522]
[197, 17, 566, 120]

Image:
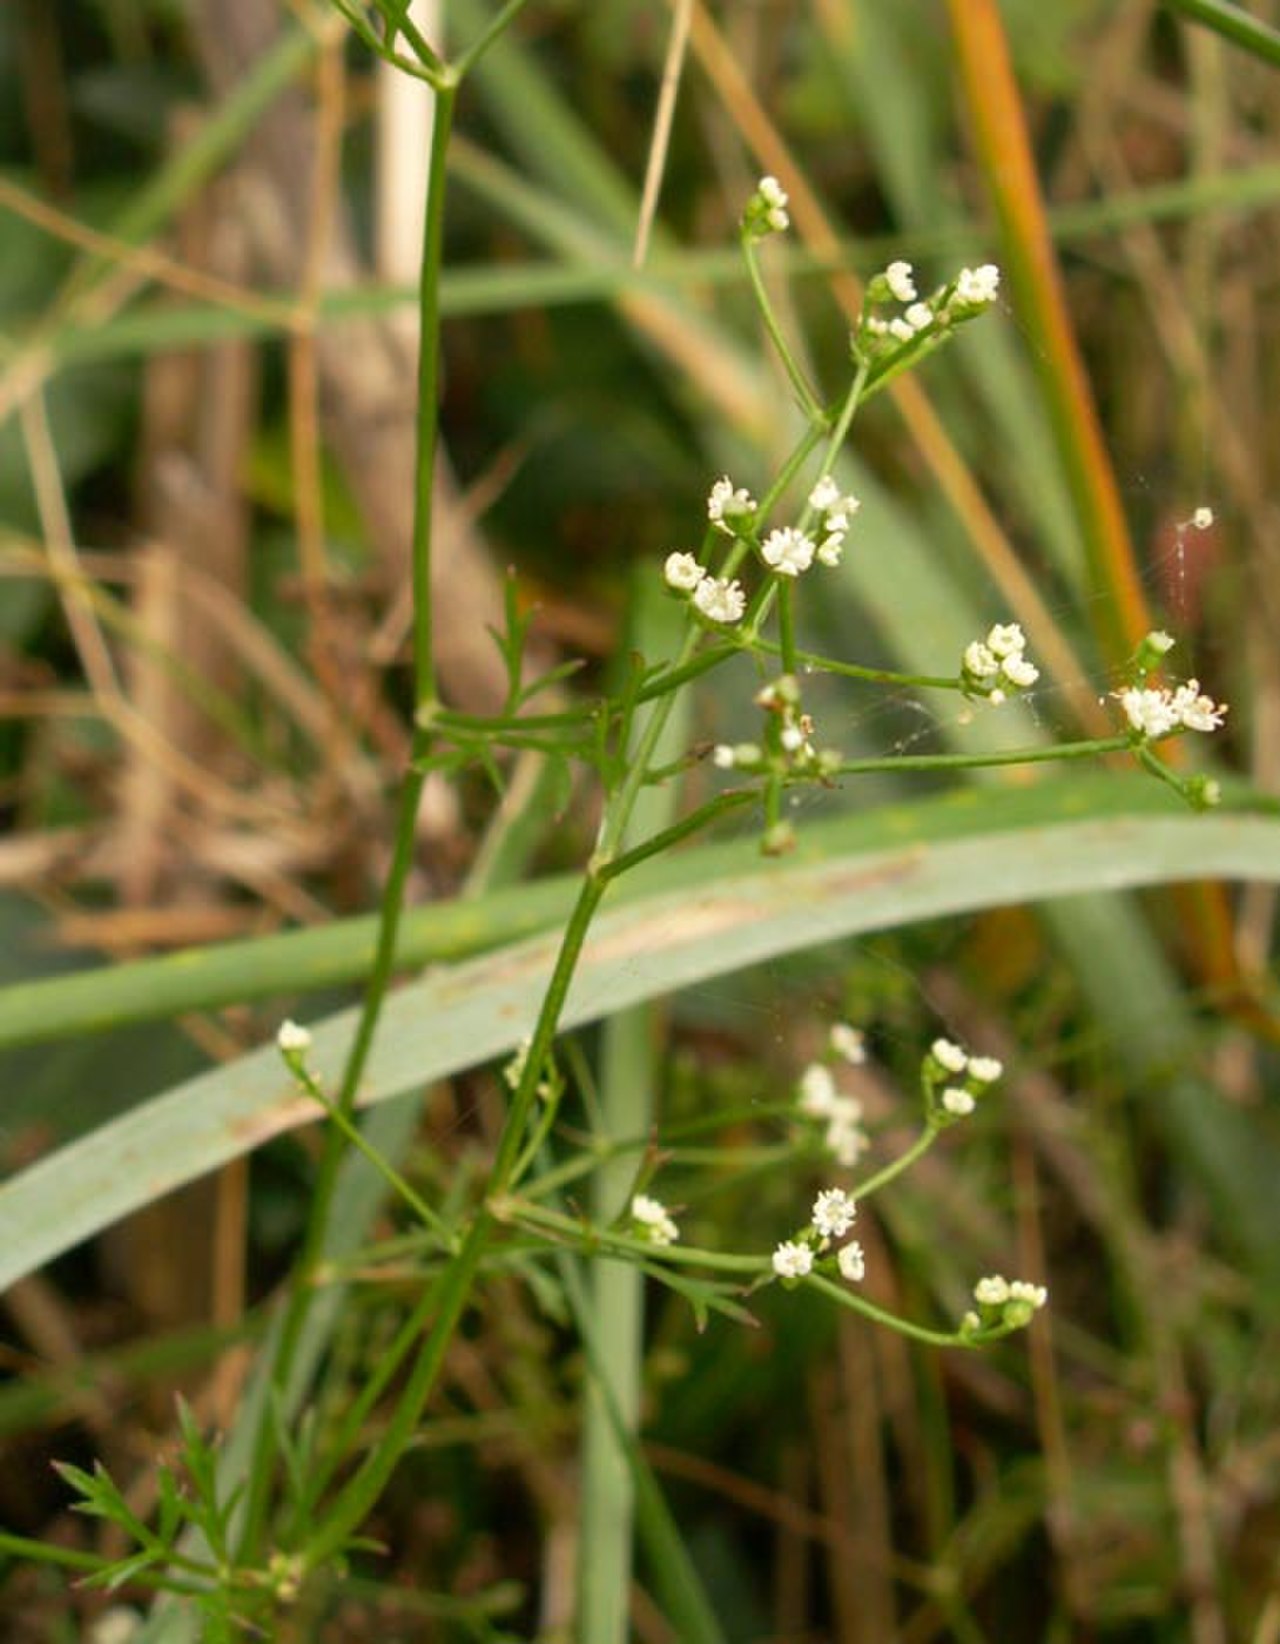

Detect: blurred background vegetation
[2, 0, 1280, 1639]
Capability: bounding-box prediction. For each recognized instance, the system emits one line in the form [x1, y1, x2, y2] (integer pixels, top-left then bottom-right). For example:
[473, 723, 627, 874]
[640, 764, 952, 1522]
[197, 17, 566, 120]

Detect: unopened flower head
[1191, 506, 1214, 531]
[837, 1241, 866, 1283]
[761, 526, 816, 578]
[1000, 653, 1040, 689]
[663, 551, 703, 592]
[712, 741, 762, 772]
[692, 575, 747, 625]
[883, 260, 917, 303]
[1185, 775, 1222, 811]
[931, 1038, 969, 1075]
[631, 1193, 679, 1247]
[973, 1273, 1048, 1326]
[811, 1187, 857, 1240]
[277, 1019, 312, 1055]
[941, 1086, 975, 1117]
[744, 176, 790, 237]
[707, 475, 757, 534]
[772, 1239, 813, 1280]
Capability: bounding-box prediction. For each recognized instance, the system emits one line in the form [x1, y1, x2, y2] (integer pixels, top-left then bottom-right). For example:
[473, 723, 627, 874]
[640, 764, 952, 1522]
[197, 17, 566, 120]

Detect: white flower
[974, 1275, 1011, 1306]
[1118, 686, 1180, 739]
[826, 1100, 869, 1168]
[931, 1037, 969, 1075]
[797, 1062, 837, 1116]
[1192, 506, 1214, 531]
[663, 551, 703, 592]
[1172, 680, 1228, 733]
[811, 1188, 857, 1239]
[1008, 1279, 1048, 1309]
[772, 1240, 813, 1280]
[837, 1241, 866, 1283]
[808, 475, 842, 512]
[692, 576, 746, 625]
[1000, 653, 1040, 689]
[1118, 681, 1227, 738]
[761, 526, 816, 577]
[631, 1193, 679, 1247]
[712, 744, 736, 769]
[277, 1019, 312, 1054]
[756, 175, 790, 232]
[707, 475, 756, 533]
[954, 263, 1001, 305]
[963, 641, 999, 679]
[904, 301, 933, 332]
[941, 1087, 975, 1117]
[884, 259, 917, 303]
[830, 1023, 866, 1064]
[816, 532, 844, 568]
[780, 722, 805, 753]
[968, 1055, 1003, 1084]
[888, 315, 917, 342]
[986, 622, 1025, 659]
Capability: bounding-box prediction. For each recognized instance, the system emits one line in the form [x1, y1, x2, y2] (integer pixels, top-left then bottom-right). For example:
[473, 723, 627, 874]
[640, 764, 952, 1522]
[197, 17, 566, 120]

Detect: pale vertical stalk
[376, 1, 442, 304]
[579, 577, 687, 1643]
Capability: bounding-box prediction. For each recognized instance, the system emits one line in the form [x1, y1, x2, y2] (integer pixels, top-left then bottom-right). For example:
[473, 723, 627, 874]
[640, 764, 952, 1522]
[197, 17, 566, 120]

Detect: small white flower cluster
[922, 1037, 1002, 1127]
[760, 525, 815, 577]
[797, 1061, 869, 1168]
[1117, 680, 1227, 740]
[707, 475, 758, 536]
[742, 175, 790, 238]
[1191, 505, 1214, 531]
[277, 1019, 313, 1056]
[961, 1274, 1048, 1336]
[771, 1187, 864, 1284]
[952, 264, 1002, 308]
[961, 621, 1040, 702]
[830, 1021, 867, 1065]
[807, 475, 861, 567]
[630, 1192, 679, 1248]
[664, 551, 748, 625]
[860, 260, 1001, 353]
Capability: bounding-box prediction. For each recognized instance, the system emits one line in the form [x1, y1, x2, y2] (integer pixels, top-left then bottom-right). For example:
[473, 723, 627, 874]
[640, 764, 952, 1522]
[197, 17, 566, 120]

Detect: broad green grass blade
[2, 776, 1278, 1290]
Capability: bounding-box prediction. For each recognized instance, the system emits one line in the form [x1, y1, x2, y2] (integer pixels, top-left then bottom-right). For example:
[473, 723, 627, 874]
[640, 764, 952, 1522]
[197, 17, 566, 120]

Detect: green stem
[242, 74, 458, 1560]
[830, 734, 1132, 778]
[1163, 0, 1280, 67]
[854, 1125, 939, 1201]
[741, 233, 824, 423]
[804, 1272, 969, 1347]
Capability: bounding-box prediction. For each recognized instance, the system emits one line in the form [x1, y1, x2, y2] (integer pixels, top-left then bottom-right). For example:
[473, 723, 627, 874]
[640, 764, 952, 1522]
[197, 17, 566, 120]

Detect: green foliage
[2, 2, 1279, 1640]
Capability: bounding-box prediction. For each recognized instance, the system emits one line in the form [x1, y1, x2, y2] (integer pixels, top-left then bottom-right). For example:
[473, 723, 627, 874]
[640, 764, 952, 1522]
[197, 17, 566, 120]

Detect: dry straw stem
[946, 0, 1263, 1023]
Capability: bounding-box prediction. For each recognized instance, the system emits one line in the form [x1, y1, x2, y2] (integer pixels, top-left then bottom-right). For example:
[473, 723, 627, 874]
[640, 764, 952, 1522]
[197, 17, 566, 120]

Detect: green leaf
[3, 776, 1279, 1291]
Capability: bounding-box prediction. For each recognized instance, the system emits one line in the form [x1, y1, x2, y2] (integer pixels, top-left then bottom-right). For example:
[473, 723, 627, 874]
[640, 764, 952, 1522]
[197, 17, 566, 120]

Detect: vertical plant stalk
[241, 77, 458, 1558]
[579, 579, 687, 1644]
